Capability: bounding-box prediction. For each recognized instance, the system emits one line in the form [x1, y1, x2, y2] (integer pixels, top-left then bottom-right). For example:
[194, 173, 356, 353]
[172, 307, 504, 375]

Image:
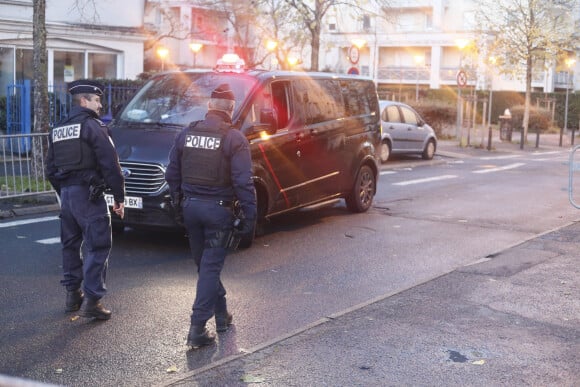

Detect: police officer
[46, 79, 125, 320]
[165, 83, 256, 348]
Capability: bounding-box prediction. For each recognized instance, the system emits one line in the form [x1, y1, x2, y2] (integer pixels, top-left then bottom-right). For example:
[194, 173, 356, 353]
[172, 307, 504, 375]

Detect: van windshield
[118, 72, 257, 126]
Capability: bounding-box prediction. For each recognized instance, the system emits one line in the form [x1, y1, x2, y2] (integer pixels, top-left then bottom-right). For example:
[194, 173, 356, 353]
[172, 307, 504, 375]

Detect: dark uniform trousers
[59, 185, 112, 299]
[183, 198, 234, 326]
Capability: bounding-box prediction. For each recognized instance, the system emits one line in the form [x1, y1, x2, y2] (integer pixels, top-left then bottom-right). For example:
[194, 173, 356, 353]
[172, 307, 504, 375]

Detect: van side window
[271, 81, 292, 129]
[400, 106, 418, 125]
[294, 79, 344, 125]
[340, 80, 372, 116]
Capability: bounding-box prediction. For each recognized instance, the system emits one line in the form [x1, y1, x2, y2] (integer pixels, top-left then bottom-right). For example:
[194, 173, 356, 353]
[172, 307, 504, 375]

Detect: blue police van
[107, 55, 381, 242]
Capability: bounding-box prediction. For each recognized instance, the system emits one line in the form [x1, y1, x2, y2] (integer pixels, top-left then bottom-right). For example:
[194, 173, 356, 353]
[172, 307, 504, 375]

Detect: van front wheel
[345, 165, 375, 213]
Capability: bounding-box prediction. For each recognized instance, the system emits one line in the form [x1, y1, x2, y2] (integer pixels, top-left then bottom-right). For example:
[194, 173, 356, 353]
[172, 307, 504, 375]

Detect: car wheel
[379, 141, 391, 163]
[422, 140, 436, 160]
[345, 165, 375, 213]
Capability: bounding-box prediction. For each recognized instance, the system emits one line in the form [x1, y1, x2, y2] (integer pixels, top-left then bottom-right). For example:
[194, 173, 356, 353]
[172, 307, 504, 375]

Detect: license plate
[105, 194, 143, 209]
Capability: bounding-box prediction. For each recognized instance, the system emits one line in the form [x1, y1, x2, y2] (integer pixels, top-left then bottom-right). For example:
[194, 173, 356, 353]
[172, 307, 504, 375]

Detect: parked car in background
[378, 100, 437, 163]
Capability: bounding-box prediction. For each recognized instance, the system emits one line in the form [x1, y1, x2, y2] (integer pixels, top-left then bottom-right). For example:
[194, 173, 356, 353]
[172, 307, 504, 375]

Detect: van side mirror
[259, 108, 278, 135]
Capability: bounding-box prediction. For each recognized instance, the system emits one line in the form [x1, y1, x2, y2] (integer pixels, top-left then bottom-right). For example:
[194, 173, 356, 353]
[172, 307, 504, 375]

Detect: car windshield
[118, 72, 257, 126]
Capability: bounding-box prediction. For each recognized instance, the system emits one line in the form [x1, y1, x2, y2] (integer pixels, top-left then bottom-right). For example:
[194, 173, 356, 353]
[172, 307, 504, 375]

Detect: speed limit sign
[456, 70, 467, 87]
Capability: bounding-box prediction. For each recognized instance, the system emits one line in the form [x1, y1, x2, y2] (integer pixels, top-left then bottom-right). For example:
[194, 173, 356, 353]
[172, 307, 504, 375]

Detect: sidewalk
[165, 220, 580, 386]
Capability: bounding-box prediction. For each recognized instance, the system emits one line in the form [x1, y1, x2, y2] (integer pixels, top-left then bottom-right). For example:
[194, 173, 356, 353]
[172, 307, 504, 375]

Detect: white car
[379, 100, 437, 163]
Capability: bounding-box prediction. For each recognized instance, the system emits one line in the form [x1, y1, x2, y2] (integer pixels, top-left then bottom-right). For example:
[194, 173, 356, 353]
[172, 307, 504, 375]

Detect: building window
[0, 47, 15, 97]
[53, 51, 84, 87]
[89, 53, 116, 79]
[363, 15, 371, 31]
[15, 49, 33, 83]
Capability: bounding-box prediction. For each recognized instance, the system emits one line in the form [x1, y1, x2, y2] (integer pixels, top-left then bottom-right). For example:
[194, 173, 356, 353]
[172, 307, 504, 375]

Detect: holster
[88, 180, 106, 202]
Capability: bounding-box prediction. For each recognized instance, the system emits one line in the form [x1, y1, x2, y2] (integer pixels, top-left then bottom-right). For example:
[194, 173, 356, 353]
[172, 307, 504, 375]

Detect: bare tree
[476, 0, 578, 149]
[33, 0, 49, 135]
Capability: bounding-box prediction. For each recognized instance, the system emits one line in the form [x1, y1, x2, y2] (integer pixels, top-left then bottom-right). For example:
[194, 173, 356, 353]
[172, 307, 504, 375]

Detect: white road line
[0, 216, 59, 228]
[380, 170, 397, 175]
[36, 237, 61, 245]
[479, 155, 521, 160]
[472, 162, 525, 174]
[531, 151, 561, 156]
[393, 175, 457, 186]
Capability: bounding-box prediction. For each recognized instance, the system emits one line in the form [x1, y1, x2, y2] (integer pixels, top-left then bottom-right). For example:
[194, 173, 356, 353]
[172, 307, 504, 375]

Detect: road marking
[0, 216, 59, 228]
[380, 170, 397, 175]
[36, 237, 61, 245]
[472, 162, 525, 174]
[531, 151, 560, 156]
[479, 155, 520, 160]
[393, 175, 457, 186]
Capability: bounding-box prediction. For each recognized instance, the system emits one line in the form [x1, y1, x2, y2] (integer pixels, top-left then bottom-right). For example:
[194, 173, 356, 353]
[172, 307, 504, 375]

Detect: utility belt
[186, 196, 234, 208]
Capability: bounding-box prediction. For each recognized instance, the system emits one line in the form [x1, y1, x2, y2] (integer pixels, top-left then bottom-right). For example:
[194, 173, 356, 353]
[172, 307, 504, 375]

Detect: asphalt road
[0, 141, 578, 386]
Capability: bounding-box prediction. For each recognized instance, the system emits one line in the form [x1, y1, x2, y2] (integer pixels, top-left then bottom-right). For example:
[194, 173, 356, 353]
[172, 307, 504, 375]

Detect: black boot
[79, 297, 111, 320]
[215, 312, 233, 333]
[186, 325, 215, 348]
[65, 289, 84, 312]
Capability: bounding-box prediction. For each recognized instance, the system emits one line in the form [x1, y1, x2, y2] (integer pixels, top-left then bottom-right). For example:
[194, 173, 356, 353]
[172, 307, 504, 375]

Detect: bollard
[487, 125, 492, 151]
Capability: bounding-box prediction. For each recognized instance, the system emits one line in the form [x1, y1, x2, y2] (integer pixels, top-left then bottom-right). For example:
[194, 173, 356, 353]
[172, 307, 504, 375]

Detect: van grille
[119, 162, 167, 195]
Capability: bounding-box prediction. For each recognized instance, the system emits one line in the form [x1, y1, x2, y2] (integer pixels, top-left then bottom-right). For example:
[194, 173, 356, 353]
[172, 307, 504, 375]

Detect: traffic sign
[348, 67, 360, 75]
[457, 70, 467, 87]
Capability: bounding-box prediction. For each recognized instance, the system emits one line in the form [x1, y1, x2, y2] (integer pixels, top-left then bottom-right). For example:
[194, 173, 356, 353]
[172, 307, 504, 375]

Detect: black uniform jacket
[165, 111, 257, 220]
[46, 106, 125, 204]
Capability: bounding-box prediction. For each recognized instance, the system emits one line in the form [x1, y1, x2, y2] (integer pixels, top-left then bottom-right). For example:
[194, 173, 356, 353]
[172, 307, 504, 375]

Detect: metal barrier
[0, 132, 55, 199]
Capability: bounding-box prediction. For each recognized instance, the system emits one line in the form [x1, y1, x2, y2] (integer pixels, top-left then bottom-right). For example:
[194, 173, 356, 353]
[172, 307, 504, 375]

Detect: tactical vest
[181, 120, 231, 187]
[51, 116, 98, 172]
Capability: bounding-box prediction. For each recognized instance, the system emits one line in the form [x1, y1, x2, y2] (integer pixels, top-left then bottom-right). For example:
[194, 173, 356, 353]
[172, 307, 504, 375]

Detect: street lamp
[564, 57, 576, 145]
[156, 46, 169, 71]
[414, 54, 424, 102]
[266, 39, 278, 69]
[487, 56, 497, 150]
[189, 43, 203, 68]
[287, 56, 299, 69]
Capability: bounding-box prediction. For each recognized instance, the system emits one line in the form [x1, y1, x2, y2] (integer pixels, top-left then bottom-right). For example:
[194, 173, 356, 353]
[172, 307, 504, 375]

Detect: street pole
[564, 79, 570, 144]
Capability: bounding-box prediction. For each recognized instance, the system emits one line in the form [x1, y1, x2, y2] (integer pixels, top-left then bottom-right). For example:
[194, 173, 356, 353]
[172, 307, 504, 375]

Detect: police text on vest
[53, 124, 81, 142]
[185, 135, 221, 150]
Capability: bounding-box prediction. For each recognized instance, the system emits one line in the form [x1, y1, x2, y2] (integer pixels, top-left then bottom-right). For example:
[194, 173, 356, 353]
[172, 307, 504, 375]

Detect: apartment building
[320, 0, 579, 93]
[0, 0, 147, 97]
[143, 0, 253, 72]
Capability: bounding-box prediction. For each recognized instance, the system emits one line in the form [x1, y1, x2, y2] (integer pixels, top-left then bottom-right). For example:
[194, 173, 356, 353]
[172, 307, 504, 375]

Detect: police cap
[68, 79, 105, 96]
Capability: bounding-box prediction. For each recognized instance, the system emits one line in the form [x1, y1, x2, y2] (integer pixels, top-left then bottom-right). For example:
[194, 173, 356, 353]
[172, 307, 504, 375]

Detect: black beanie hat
[211, 84, 235, 101]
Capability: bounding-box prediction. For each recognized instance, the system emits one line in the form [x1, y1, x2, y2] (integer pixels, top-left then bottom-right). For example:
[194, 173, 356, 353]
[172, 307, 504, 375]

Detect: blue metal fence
[6, 80, 32, 154]
[5, 82, 140, 142]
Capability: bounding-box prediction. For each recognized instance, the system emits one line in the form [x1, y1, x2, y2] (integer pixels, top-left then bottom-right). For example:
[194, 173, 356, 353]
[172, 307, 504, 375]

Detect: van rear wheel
[345, 165, 375, 213]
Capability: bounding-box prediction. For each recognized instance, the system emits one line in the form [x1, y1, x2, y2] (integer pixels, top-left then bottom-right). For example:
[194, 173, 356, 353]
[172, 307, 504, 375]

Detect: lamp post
[266, 39, 278, 70]
[414, 54, 424, 102]
[564, 58, 576, 145]
[156, 46, 169, 71]
[189, 43, 203, 68]
[487, 56, 496, 150]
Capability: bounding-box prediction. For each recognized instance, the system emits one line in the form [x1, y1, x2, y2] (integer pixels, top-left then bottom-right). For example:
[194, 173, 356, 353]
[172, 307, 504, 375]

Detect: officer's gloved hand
[235, 217, 255, 239]
[171, 192, 184, 226]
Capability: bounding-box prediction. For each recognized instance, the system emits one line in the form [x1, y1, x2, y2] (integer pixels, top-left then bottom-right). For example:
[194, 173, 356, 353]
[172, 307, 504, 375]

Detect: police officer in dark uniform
[165, 83, 256, 348]
[46, 79, 125, 320]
